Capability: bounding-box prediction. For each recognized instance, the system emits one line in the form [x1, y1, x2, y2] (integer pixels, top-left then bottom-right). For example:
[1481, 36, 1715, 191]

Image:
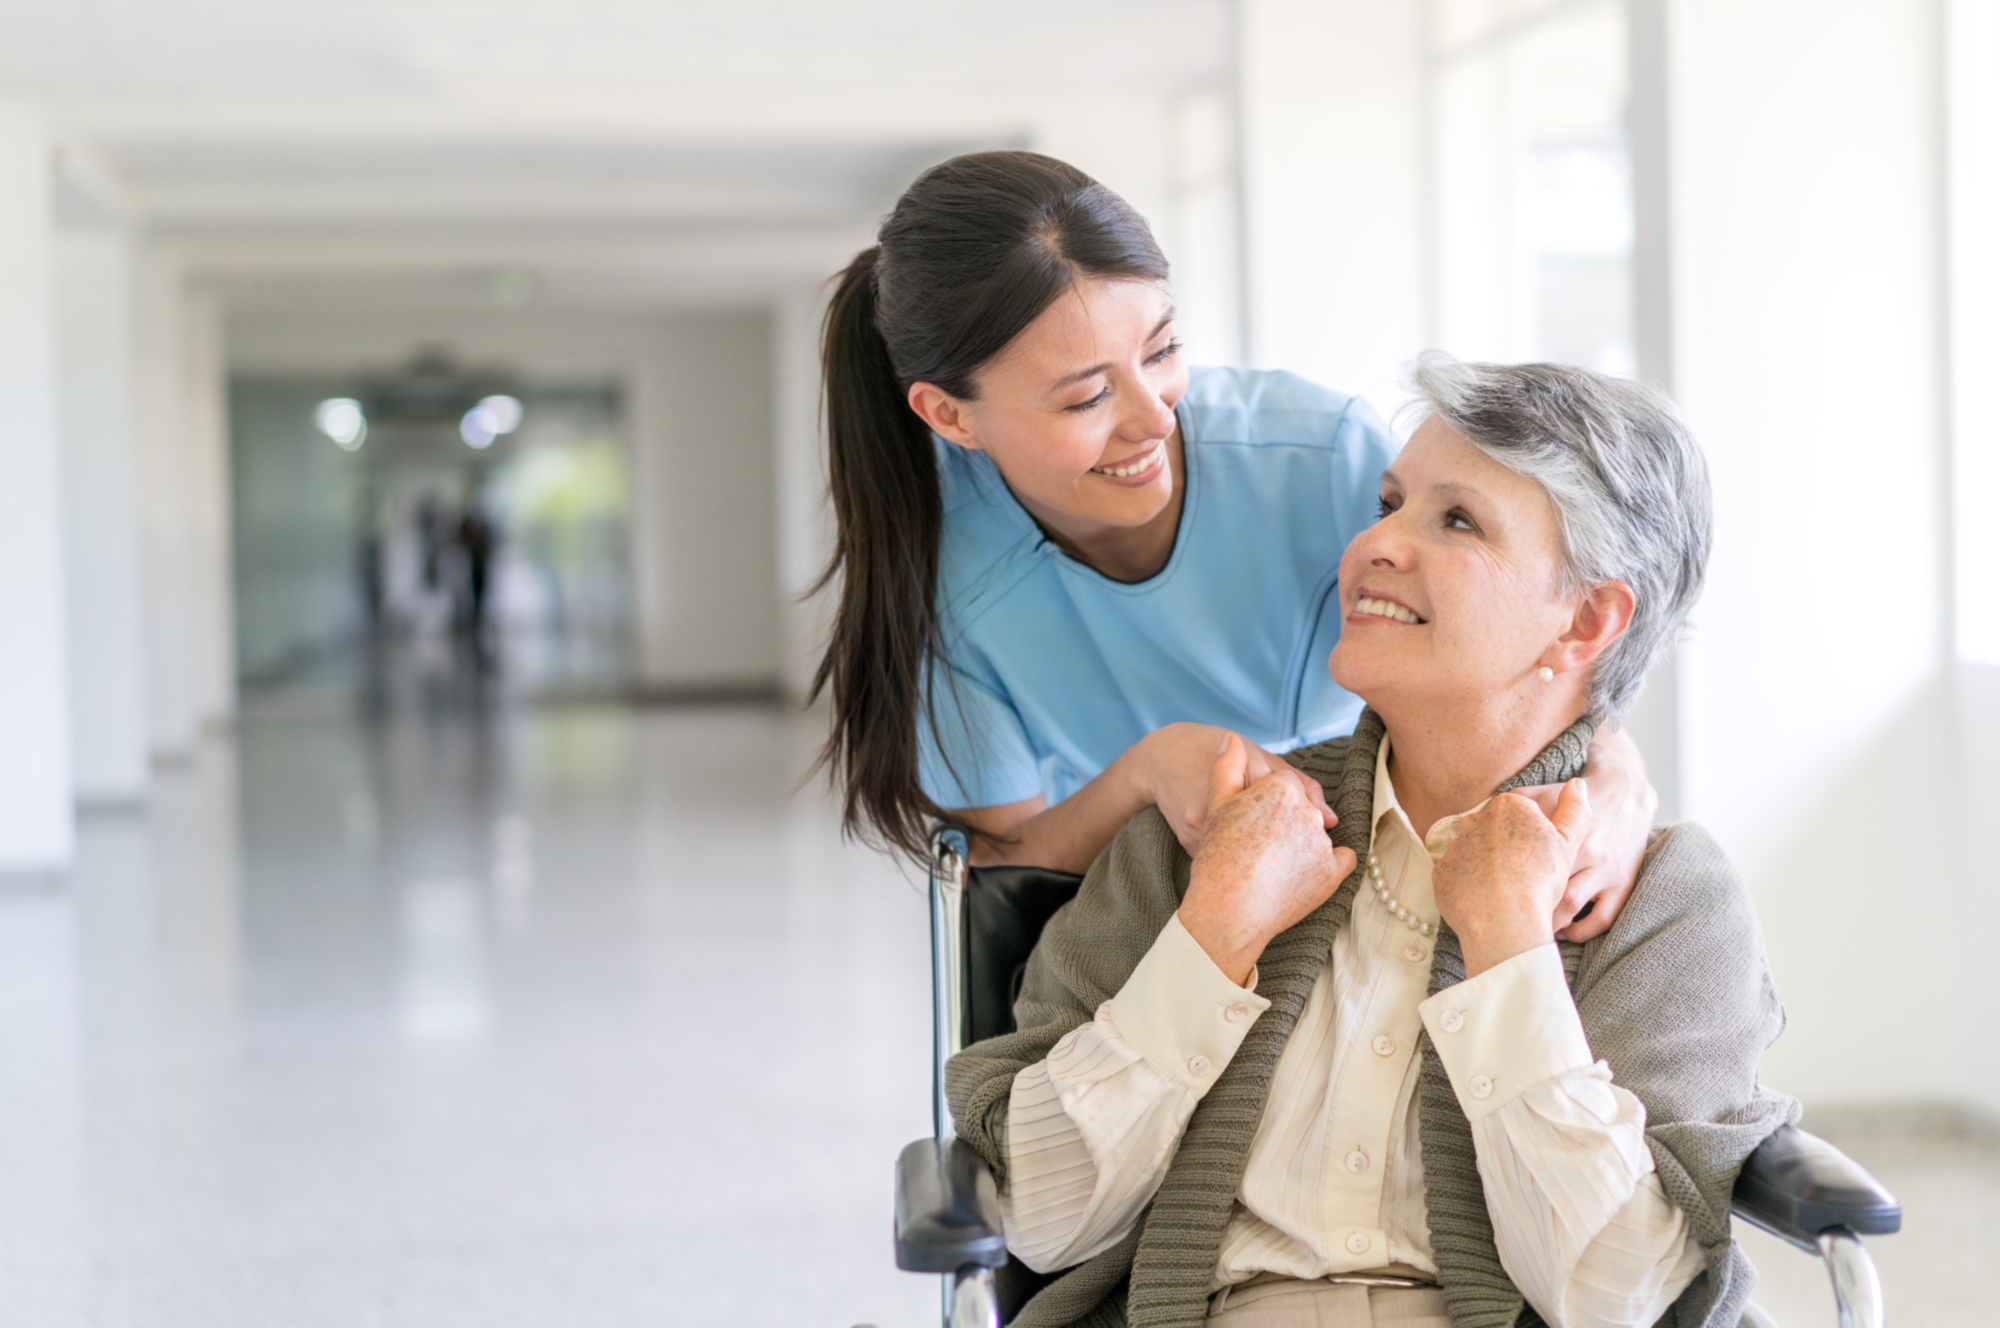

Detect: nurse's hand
[1177, 734, 1356, 985]
[1514, 726, 1657, 942]
[1137, 723, 1336, 859]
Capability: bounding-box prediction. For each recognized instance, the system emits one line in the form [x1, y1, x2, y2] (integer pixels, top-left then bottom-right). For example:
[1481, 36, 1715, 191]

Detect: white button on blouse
[1438, 1008, 1465, 1033]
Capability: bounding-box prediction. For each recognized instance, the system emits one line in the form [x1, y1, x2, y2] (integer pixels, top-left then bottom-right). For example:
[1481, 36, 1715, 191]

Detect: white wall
[1666, 0, 1957, 1103]
[1946, 4, 2000, 1106]
[1949, 0, 2000, 664]
[1239, 0, 1429, 410]
[54, 226, 148, 804]
[1162, 89, 1246, 367]
[0, 104, 76, 868]
[628, 311, 779, 691]
[773, 286, 834, 706]
[1955, 664, 2000, 1112]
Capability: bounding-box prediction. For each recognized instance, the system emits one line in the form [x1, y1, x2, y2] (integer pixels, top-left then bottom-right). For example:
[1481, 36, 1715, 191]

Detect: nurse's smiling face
[909, 278, 1188, 578]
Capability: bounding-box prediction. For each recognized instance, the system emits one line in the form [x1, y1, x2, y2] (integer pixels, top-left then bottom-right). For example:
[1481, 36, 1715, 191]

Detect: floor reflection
[0, 699, 935, 1328]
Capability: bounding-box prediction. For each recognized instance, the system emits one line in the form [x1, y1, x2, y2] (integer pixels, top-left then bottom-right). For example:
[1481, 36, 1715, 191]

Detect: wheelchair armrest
[1731, 1124, 1902, 1252]
[895, 1138, 1009, 1273]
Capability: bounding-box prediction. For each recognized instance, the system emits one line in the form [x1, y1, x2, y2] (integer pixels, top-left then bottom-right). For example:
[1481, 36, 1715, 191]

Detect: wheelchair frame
[896, 826, 1900, 1328]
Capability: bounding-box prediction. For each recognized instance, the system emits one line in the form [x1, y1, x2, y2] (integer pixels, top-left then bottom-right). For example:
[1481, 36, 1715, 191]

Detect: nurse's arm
[955, 723, 1335, 873]
[1514, 727, 1658, 943]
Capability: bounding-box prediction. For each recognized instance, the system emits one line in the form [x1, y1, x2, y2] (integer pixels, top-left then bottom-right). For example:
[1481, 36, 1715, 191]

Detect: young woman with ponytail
[813, 150, 1656, 940]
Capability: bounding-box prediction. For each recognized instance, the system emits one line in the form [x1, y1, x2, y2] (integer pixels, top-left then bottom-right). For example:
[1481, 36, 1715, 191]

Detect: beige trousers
[1205, 1278, 1451, 1327]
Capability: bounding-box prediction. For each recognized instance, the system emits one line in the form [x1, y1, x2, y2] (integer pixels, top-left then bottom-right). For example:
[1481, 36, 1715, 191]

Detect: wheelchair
[895, 826, 1903, 1328]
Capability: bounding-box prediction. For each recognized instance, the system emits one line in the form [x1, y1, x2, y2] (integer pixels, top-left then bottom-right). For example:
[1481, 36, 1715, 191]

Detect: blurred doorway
[230, 351, 635, 707]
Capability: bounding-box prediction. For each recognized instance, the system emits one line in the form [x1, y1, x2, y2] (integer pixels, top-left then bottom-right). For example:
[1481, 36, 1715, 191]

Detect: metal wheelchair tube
[951, 1266, 1000, 1328]
[1816, 1229, 1883, 1328]
[931, 826, 971, 1141]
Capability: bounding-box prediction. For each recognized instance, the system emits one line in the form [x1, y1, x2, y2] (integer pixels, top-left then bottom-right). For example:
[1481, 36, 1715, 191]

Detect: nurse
[813, 150, 1654, 937]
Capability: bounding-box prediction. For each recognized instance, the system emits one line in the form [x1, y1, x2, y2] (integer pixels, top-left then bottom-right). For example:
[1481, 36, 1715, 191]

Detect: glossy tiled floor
[1, 698, 938, 1328]
[4, 695, 1994, 1327]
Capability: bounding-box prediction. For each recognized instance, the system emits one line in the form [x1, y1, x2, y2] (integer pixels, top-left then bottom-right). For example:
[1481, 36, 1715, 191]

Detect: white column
[133, 252, 201, 757]
[1667, 0, 1955, 1103]
[1239, 0, 1429, 409]
[181, 291, 236, 724]
[55, 225, 149, 804]
[1949, 0, 2000, 665]
[774, 286, 834, 707]
[0, 104, 75, 869]
[1620, 0, 1684, 820]
[1947, 0, 2000, 1115]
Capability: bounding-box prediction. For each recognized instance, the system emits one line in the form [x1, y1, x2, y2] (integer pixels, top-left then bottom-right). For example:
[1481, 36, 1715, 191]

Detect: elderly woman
[947, 357, 1797, 1328]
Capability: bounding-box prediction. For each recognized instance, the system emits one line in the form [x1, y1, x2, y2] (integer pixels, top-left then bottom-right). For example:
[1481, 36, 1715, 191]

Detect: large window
[1429, 0, 1635, 375]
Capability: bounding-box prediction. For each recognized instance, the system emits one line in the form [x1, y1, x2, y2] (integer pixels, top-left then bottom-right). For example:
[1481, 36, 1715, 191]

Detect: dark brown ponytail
[811, 150, 1170, 860]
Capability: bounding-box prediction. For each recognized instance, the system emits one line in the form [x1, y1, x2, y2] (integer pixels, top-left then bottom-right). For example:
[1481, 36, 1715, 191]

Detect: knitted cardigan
[946, 709, 1799, 1328]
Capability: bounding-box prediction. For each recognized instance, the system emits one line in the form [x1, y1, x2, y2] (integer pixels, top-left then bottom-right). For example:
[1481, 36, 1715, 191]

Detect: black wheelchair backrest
[962, 865, 1084, 1047]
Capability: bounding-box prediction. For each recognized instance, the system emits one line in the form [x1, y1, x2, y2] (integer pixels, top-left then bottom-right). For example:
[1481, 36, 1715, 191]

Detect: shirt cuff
[1104, 913, 1270, 1093]
[1418, 943, 1595, 1121]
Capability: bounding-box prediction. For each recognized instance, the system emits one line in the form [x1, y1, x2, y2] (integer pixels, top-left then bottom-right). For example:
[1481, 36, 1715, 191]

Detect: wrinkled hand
[1517, 727, 1656, 941]
[1433, 780, 1592, 978]
[1142, 723, 1335, 859]
[1176, 734, 1355, 984]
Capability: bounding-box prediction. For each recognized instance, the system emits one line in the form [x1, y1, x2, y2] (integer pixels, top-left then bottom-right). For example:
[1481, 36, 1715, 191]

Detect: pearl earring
[1536, 666, 1555, 683]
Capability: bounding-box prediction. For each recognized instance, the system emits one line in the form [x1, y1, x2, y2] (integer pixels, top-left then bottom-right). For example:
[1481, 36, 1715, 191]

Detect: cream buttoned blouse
[997, 741, 1704, 1328]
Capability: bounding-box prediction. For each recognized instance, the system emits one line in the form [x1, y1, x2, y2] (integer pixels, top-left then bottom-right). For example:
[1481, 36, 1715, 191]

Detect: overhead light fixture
[315, 397, 367, 450]
[478, 394, 523, 434]
[460, 395, 521, 450]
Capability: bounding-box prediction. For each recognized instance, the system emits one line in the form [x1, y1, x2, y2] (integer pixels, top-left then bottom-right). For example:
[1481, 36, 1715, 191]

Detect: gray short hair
[1408, 353, 1713, 722]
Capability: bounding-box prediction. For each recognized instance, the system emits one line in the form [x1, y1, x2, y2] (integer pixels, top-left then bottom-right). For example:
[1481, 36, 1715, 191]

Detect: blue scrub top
[918, 365, 1399, 809]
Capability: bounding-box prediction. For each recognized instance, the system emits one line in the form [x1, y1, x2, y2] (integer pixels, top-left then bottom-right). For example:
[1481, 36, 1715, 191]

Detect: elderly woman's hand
[1177, 734, 1356, 985]
[1433, 780, 1592, 978]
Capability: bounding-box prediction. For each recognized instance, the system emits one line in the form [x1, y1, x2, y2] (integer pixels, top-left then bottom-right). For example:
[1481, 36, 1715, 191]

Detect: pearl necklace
[1366, 851, 1437, 937]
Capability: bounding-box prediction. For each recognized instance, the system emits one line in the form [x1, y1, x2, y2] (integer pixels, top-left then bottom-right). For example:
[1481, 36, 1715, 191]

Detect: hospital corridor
[4, 3, 2000, 1327]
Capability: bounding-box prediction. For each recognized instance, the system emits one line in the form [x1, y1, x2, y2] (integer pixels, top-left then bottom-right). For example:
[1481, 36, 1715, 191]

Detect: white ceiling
[5, 1, 1229, 104]
[9, 1, 1233, 313]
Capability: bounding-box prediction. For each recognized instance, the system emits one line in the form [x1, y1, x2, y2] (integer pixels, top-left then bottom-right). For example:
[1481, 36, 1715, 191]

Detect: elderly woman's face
[1328, 417, 1578, 714]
